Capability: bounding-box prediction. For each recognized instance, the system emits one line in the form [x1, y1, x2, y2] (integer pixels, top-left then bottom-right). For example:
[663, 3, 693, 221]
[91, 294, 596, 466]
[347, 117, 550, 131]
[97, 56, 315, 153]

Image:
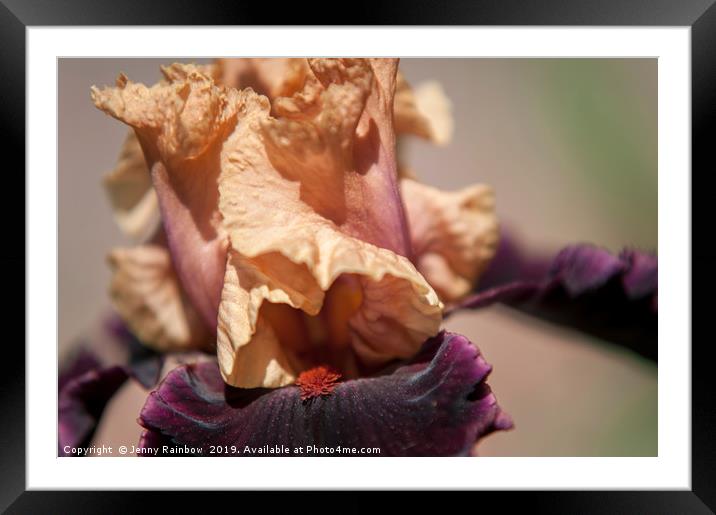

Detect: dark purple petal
[620, 249, 658, 300]
[58, 348, 102, 393]
[452, 244, 657, 362]
[138, 331, 511, 457]
[477, 225, 552, 290]
[137, 428, 178, 456]
[58, 314, 166, 456]
[551, 245, 626, 296]
[58, 365, 128, 455]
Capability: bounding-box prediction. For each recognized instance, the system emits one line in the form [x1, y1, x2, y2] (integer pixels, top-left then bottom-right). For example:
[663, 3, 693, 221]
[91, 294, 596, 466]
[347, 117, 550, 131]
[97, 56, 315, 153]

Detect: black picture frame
[3, 0, 713, 512]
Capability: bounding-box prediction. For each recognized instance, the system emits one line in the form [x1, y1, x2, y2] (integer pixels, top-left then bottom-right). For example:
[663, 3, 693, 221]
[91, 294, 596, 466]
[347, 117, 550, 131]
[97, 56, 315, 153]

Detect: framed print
[4, 0, 714, 511]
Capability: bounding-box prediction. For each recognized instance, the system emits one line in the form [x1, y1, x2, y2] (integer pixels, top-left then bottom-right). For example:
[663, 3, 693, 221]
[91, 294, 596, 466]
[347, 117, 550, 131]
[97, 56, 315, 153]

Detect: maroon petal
[138, 331, 511, 457]
[451, 244, 657, 361]
[58, 315, 165, 456]
[620, 249, 658, 300]
[477, 225, 552, 290]
[58, 348, 102, 393]
[58, 365, 128, 456]
[551, 244, 626, 295]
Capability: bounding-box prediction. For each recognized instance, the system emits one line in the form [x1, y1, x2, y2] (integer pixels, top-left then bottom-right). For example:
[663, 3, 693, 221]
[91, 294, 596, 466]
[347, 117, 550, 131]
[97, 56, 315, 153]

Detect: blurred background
[59, 58, 657, 456]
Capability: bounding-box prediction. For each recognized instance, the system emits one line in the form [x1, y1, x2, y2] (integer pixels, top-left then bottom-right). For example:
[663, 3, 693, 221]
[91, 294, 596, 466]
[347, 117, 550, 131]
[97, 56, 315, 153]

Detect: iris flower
[58, 58, 657, 457]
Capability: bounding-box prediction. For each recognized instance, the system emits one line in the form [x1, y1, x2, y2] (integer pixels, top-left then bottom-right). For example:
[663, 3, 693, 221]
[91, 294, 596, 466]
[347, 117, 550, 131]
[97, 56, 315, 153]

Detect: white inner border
[28, 27, 690, 490]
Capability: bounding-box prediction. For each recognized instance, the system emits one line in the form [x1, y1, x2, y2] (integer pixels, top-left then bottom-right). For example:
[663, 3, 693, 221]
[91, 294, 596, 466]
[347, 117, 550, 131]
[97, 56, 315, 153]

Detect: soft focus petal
[107, 244, 212, 352]
[59, 348, 101, 393]
[476, 226, 553, 291]
[59, 364, 128, 456]
[552, 244, 626, 295]
[103, 316, 166, 388]
[401, 178, 499, 302]
[214, 57, 308, 100]
[138, 331, 511, 457]
[102, 131, 160, 240]
[394, 73, 453, 145]
[620, 249, 658, 300]
[58, 316, 163, 455]
[450, 244, 658, 361]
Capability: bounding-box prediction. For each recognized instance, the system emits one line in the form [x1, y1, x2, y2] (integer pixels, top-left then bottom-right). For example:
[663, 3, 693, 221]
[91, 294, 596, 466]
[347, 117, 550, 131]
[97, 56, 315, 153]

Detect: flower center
[295, 366, 342, 400]
[323, 275, 364, 348]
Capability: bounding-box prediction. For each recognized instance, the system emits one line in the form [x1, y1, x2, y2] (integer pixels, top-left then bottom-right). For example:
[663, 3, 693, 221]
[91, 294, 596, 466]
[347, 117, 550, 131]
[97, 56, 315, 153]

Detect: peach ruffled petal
[401, 178, 499, 302]
[91, 65, 236, 330]
[394, 73, 453, 145]
[216, 59, 442, 387]
[93, 60, 444, 389]
[107, 244, 211, 352]
[215, 60, 454, 147]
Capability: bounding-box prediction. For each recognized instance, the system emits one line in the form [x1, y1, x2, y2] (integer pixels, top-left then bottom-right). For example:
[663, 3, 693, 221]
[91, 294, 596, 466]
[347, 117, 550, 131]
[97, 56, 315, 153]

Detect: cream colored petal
[107, 245, 211, 352]
[217, 251, 312, 387]
[216, 59, 443, 388]
[401, 178, 499, 302]
[394, 73, 454, 146]
[102, 131, 160, 240]
[217, 213, 443, 387]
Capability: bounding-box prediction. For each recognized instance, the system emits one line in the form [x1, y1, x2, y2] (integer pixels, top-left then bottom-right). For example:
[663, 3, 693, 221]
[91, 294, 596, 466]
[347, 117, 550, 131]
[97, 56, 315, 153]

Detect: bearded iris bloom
[58, 58, 657, 457]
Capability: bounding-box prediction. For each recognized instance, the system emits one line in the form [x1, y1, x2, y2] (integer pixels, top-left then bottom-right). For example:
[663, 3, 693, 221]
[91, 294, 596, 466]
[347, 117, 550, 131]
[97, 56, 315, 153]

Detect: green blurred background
[400, 59, 657, 253]
[59, 58, 657, 456]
